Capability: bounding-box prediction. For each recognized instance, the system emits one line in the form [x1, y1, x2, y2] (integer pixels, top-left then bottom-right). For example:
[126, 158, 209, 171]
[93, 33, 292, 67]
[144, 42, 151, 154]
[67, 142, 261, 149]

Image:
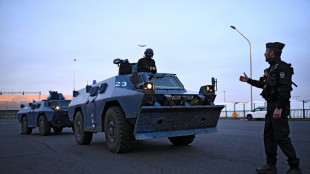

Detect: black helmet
[144, 48, 154, 55]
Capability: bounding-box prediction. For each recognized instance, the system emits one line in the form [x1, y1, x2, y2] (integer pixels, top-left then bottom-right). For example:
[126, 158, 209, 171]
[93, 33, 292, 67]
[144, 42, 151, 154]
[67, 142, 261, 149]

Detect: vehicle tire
[74, 111, 93, 145]
[247, 115, 253, 121]
[39, 115, 51, 136]
[21, 117, 32, 134]
[168, 135, 195, 146]
[104, 106, 135, 153]
[53, 127, 63, 134]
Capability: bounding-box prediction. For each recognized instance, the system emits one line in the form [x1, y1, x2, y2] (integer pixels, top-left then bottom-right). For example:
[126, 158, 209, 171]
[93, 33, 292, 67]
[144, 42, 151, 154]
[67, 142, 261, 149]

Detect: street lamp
[138, 44, 147, 57]
[72, 58, 77, 91]
[223, 91, 226, 102]
[230, 25, 253, 110]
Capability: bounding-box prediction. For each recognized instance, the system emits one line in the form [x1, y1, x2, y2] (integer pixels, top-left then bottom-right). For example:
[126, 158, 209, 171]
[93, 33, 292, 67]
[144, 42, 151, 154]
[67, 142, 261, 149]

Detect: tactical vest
[261, 61, 294, 101]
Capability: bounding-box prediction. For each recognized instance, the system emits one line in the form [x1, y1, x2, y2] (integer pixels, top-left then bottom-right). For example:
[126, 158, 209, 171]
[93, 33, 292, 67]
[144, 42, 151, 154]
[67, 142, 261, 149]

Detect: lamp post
[138, 44, 147, 57]
[230, 25, 253, 110]
[223, 91, 226, 102]
[72, 59, 77, 91]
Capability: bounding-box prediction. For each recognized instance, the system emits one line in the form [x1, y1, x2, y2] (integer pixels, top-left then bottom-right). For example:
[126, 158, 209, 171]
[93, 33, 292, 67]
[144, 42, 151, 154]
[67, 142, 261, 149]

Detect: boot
[287, 167, 302, 174]
[256, 164, 277, 174]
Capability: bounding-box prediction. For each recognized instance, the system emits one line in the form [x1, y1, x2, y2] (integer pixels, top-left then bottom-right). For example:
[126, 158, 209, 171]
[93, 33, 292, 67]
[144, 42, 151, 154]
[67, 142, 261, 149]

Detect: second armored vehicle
[69, 59, 224, 153]
[17, 91, 73, 135]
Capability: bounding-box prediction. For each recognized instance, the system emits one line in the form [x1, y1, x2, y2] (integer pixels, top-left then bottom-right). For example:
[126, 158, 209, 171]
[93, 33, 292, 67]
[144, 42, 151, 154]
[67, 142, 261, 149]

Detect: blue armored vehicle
[69, 59, 224, 153]
[17, 91, 73, 135]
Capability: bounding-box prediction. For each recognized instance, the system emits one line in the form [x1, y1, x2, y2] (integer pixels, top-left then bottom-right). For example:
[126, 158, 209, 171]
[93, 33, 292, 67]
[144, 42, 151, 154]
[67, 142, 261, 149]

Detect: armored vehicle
[17, 91, 73, 135]
[69, 59, 224, 153]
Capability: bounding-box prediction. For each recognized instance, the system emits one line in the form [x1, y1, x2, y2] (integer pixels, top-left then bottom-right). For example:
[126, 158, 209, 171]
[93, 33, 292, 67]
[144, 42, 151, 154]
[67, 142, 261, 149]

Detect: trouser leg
[264, 111, 277, 165]
[271, 103, 300, 168]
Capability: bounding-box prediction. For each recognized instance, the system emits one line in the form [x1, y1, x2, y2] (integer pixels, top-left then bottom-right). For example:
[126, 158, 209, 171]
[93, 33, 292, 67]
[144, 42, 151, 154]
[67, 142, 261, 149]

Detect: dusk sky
[1, 0, 309, 103]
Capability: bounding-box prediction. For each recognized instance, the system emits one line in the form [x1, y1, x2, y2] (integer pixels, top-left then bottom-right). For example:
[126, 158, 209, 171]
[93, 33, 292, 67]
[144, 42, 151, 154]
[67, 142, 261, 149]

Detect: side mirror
[73, 90, 79, 97]
[21, 104, 25, 108]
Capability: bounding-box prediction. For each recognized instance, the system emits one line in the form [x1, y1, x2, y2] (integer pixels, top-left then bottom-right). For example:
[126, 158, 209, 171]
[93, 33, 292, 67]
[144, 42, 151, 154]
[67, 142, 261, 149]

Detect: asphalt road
[0, 119, 309, 174]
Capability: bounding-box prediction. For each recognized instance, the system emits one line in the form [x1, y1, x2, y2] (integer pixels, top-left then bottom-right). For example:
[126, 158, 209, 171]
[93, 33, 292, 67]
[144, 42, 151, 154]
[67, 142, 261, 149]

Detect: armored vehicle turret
[17, 91, 73, 135]
[69, 59, 224, 153]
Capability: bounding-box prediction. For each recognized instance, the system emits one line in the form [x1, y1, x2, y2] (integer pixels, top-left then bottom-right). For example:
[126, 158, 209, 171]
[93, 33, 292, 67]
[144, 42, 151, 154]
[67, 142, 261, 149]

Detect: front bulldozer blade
[134, 105, 224, 140]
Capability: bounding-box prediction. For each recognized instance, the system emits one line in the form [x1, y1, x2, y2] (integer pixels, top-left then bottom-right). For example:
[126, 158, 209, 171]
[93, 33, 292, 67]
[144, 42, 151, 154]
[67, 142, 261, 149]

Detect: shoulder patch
[280, 72, 285, 78]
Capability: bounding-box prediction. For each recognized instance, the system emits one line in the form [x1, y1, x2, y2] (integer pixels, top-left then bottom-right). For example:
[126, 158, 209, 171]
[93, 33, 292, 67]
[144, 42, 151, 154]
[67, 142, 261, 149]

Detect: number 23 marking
[115, 81, 127, 87]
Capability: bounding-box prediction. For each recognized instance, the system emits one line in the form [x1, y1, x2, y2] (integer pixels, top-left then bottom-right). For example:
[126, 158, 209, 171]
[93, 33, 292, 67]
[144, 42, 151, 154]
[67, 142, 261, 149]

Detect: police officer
[240, 42, 301, 174]
[137, 48, 157, 73]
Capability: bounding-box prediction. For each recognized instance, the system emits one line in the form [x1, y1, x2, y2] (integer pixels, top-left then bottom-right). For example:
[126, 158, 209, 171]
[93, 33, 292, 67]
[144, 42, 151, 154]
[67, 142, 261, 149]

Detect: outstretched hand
[239, 72, 249, 82]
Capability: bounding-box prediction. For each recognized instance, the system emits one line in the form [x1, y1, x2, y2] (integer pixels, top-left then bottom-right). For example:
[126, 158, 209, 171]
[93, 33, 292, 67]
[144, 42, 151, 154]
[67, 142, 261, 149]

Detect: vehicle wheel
[247, 115, 253, 121]
[74, 111, 93, 145]
[39, 115, 51, 136]
[104, 106, 135, 153]
[21, 117, 32, 134]
[53, 127, 63, 134]
[168, 135, 195, 146]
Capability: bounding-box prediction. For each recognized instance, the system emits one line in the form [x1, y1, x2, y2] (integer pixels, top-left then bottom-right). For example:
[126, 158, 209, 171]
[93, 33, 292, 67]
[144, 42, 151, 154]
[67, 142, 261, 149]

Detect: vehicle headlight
[146, 83, 153, 89]
[199, 85, 215, 96]
[143, 82, 155, 93]
[54, 105, 60, 111]
[207, 85, 214, 93]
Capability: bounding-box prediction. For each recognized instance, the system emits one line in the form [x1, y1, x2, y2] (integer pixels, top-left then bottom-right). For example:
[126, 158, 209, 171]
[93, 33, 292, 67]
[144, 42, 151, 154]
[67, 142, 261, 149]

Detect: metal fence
[220, 109, 310, 119]
[219, 100, 310, 119]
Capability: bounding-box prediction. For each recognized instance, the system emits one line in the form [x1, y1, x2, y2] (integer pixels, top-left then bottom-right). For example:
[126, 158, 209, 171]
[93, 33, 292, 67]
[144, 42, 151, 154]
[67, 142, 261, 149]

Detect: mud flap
[134, 105, 224, 140]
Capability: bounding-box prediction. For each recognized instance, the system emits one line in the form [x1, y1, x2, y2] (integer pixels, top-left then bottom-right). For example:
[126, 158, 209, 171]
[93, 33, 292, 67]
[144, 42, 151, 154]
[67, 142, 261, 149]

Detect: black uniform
[247, 56, 300, 168]
[137, 57, 157, 73]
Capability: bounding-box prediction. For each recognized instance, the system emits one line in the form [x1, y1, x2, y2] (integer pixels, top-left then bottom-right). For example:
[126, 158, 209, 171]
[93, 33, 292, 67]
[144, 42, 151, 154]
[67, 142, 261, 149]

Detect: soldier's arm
[151, 59, 157, 73]
[247, 77, 265, 89]
[137, 59, 145, 72]
[276, 64, 293, 109]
